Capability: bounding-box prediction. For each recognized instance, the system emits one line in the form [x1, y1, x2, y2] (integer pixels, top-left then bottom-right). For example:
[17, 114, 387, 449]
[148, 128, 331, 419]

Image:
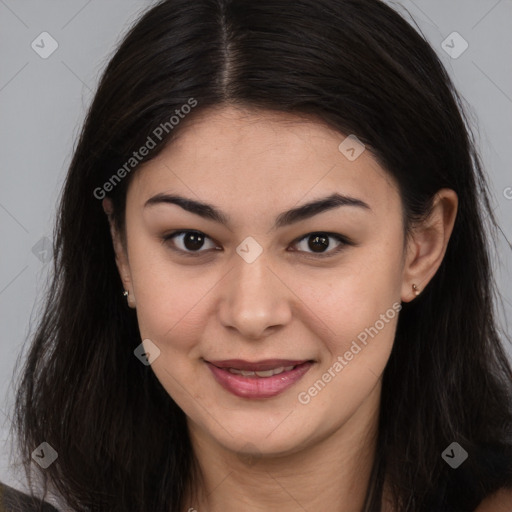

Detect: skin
[475, 488, 512, 511]
[103, 105, 460, 511]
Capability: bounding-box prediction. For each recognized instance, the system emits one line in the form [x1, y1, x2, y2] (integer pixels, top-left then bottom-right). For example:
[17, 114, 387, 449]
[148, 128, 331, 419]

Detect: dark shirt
[0, 482, 59, 512]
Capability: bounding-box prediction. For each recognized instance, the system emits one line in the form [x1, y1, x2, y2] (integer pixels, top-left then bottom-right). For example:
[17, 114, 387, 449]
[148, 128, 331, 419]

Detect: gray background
[0, 0, 511, 497]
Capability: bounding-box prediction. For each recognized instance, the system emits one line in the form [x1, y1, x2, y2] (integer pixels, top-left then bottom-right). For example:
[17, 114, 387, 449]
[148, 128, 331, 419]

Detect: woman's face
[107, 105, 415, 457]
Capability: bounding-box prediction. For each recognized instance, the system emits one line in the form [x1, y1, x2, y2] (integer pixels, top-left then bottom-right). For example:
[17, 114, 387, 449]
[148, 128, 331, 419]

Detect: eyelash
[161, 230, 353, 259]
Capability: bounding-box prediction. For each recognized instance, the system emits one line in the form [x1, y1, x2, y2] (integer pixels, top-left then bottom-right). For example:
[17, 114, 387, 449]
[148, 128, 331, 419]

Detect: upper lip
[206, 359, 311, 371]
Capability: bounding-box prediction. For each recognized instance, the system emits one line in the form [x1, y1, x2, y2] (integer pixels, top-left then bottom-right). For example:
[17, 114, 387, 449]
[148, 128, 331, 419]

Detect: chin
[194, 408, 325, 456]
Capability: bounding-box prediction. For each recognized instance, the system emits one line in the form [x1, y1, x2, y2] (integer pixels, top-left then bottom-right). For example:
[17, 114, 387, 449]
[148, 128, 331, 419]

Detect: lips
[205, 359, 314, 398]
[207, 359, 309, 372]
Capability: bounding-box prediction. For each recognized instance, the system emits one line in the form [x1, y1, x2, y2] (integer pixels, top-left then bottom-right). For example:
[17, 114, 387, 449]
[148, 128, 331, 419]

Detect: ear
[401, 189, 458, 302]
[102, 198, 136, 308]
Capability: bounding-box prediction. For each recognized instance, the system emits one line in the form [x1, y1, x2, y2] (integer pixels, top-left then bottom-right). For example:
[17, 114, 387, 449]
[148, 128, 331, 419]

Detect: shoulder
[0, 481, 60, 512]
[474, 487, 512, 512]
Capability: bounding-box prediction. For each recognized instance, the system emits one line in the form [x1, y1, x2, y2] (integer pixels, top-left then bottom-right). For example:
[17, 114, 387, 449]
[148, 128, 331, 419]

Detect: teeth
[227, 365, 296, 377]
[256, 367, 284, 377]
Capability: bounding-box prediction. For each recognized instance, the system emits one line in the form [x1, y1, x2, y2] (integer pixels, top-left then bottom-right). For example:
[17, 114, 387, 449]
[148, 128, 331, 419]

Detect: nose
[218, 253, 292, 340]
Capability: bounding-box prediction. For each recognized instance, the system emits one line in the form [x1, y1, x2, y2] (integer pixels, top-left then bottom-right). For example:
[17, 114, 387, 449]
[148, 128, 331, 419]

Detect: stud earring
[412, 284, 420, 296]
[123, 289, 136, 308]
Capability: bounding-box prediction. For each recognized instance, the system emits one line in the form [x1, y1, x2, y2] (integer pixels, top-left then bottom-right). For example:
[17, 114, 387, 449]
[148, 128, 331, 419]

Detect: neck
[183, 383, 383, 512]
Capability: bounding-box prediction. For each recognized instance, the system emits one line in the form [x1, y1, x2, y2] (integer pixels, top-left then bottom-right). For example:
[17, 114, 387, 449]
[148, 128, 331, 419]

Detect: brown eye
[162, 230, 352, 259]
[181, 232, 206, 251]
[308, 234, 330, 253]
[292, 232, 352, 257]
[162, 230, 217, 255]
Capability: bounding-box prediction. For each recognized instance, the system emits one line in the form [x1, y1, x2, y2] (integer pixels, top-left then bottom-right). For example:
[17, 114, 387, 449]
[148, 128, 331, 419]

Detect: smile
[205, 359, 314, 399]
[227, 365, 296, 377]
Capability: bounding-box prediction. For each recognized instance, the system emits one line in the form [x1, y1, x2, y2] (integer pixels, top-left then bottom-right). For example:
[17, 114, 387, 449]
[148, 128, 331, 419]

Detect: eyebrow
[144, 192, 371, 230]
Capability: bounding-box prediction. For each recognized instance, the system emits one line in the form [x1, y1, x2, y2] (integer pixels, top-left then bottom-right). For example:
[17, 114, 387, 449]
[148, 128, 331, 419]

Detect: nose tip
[218, 256, 292, 339]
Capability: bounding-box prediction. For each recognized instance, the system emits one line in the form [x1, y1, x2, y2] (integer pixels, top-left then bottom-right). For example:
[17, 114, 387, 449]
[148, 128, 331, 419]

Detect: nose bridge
[219, 250, 291, 338]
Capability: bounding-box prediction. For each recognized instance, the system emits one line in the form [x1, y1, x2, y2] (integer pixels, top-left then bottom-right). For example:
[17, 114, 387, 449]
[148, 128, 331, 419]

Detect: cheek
[298, 238, 403, 365]
[300, 242, 401, 317]
[127, 239, 210, 349]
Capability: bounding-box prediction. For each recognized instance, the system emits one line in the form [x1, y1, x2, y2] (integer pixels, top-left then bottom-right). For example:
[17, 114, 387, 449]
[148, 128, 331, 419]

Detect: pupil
[184, 232, 204, 251]
[309, 234, 329, 252]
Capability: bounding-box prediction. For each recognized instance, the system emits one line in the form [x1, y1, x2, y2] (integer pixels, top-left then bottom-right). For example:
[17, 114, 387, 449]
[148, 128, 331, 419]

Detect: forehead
[129, 105, 400, 218]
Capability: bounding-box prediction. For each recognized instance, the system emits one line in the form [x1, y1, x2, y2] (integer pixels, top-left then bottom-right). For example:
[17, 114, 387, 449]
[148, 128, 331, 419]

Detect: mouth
[204, 358, 315, 398]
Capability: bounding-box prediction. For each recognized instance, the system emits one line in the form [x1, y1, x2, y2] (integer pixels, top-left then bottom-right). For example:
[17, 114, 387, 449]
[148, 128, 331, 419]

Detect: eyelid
[161, 230, 218, 257]
[291, 232, 352, 257]
[162, 229, 354, 258]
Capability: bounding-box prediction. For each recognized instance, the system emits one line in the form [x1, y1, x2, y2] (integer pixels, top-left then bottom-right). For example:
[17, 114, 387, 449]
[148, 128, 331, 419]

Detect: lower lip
[206, 361, 313, 399]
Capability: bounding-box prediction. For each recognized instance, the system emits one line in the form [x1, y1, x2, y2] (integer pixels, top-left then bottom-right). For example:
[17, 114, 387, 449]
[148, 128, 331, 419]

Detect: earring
[123, 289, 136, 308]
[412, 284, 420, 296]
